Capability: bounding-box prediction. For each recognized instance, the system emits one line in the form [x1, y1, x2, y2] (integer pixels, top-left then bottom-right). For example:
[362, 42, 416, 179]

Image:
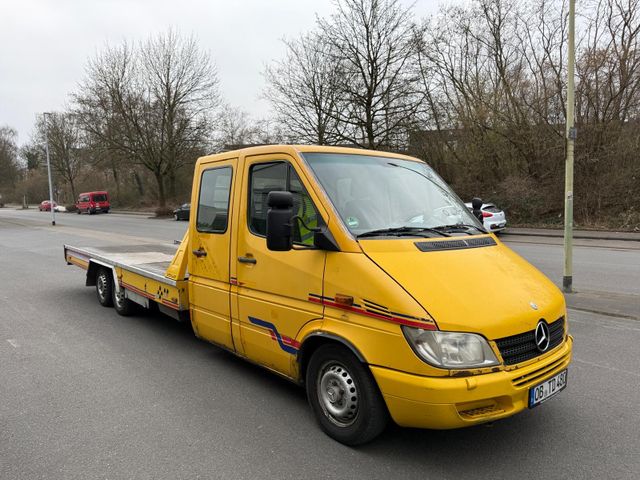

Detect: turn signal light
[334, 294, 354, 307]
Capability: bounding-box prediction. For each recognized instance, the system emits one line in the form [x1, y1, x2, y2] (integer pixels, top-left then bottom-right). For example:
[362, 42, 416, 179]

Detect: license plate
[528, 370, 568, 408]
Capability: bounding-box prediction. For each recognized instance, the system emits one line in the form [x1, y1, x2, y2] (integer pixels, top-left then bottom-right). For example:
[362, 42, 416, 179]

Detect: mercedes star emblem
[535, 320, 550, 352]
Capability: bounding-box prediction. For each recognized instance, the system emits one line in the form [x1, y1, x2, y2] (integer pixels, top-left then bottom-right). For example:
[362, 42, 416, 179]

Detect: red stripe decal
[120, 282, 180, 310]
[161, 299, 180, 310]
[281, 335, 302, 348]
[309, 296, 436, 330]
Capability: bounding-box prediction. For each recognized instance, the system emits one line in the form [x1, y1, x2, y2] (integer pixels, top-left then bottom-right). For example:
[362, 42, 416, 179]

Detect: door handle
[238, 255, 257, 264]
[192, 248, 207, 258]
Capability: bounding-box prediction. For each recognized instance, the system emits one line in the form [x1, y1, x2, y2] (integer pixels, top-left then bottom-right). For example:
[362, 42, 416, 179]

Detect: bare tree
[74, 30, 220, 207]
[264, 32, 342, 144]
[33, 113, 84, 201]
[0, 126, 21, 201]
[212, 104, 265, 150]
[411, 0, 640, 228]
[318, 0, 423, 149]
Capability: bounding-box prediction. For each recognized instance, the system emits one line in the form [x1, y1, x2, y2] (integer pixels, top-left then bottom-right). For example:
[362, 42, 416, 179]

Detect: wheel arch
[86, 260, 119, 292]
[297, 332, 367, 384]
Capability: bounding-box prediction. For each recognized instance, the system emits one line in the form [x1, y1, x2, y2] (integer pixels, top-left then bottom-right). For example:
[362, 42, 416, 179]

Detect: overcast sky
[0, 0, 453, 146]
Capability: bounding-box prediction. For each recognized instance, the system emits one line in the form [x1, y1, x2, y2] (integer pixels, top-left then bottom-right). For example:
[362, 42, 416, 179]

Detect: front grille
[495, 318, 565, 365]
[511, 352, 571, 388]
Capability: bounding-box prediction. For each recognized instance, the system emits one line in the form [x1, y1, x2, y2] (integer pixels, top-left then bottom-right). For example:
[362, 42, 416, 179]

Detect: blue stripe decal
[248, 316, 299, 355]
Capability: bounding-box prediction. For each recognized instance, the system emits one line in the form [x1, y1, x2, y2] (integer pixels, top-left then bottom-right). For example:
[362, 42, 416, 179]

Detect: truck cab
[187, 145, 572, 443]
[66, 145, 572, 445]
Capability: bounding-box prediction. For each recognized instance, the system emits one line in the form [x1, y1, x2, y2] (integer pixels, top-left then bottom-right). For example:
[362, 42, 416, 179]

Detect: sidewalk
[110, 209, 156, 216]
[565, 290, 640, 321]
[502, 227, 640, 242]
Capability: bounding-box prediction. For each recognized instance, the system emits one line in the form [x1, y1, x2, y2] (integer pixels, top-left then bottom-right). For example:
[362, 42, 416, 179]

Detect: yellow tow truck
[65, 145, 572, 445]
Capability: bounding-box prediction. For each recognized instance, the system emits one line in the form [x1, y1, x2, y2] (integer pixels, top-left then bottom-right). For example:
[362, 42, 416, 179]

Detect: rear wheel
[95, 268, 113, 307]
[306, 344, 389, 445]
[113, 285, 137, 316]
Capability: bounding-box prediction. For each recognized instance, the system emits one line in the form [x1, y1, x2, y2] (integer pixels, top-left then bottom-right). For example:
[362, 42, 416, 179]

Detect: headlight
[402, 327, 500, 369]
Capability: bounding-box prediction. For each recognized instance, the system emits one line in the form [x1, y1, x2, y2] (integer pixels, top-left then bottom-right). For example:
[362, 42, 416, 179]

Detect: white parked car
[464, 201, 507, 233]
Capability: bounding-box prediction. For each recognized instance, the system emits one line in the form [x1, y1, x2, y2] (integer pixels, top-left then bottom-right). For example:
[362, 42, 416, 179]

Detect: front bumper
[371, 335, 572, 429]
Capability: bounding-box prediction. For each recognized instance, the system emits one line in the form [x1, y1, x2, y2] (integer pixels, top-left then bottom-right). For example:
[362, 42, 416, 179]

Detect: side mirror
[471, 197, 483, 222]
[266, 191, 294, 251]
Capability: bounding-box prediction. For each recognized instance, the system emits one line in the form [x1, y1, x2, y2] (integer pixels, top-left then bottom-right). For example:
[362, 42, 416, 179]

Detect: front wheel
[306, 344, 389, 445]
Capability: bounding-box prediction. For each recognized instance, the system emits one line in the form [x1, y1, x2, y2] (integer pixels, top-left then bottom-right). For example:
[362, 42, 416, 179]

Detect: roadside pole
[563, 0, 575, 293]
[44, 112, 56, 226]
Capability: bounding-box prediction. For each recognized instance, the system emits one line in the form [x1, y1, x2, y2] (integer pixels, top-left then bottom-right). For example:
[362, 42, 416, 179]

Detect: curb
[110, 210, 156, 216]
[566, 305, 639, 321]
[501, 230, 640, 242]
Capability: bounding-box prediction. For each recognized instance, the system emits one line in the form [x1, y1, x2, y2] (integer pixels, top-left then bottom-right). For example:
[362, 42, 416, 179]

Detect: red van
[76, 191, 110, 214]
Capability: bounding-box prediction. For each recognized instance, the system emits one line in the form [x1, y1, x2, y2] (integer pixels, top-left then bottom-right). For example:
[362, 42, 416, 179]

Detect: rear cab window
[197, 166, 233, 233]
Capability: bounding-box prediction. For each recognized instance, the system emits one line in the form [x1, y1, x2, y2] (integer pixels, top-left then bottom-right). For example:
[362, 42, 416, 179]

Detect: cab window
[197, 166, 232, 233]
[248, 162, 319, 245]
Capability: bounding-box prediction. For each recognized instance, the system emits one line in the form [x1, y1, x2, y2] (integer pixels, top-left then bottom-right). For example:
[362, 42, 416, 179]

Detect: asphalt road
[1, 209, 639, 480]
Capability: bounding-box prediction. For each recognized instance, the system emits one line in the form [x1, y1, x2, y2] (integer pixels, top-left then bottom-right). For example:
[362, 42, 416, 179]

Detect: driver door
[234, 154, 326, 377]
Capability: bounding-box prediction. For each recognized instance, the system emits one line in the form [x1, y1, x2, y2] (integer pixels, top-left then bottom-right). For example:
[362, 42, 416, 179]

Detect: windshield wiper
[357, 226, 451, 239]
[432, 223, 487, 234]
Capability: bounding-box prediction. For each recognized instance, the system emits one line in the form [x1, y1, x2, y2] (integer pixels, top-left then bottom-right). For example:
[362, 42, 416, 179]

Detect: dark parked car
[173, 203, 190, 221]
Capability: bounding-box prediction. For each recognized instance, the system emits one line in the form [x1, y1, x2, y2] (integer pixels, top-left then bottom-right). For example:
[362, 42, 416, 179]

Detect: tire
[306, 344, 389, 446]
[95, 268, 114, 307]
[174, 213, 179, 221]
[112, 284, 137, 316]
[76, 209, 81, 214]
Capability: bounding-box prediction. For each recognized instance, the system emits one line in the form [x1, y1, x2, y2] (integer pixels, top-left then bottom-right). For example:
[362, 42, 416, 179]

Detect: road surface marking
[6, 339, 19, 348]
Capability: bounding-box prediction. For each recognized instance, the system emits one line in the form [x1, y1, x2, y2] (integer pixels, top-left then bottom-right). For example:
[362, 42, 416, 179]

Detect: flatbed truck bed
[64, 238, 190, 319]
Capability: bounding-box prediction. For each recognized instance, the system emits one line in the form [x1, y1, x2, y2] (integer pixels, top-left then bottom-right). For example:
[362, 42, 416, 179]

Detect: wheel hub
[317, 362, 358, 426]
[97, 275, 107, 298]
[114, 289, 124, 307]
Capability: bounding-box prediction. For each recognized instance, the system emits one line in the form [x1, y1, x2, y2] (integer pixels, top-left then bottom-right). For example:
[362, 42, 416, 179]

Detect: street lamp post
[43, 112, 56, 226]
[563, 0, 576, 293]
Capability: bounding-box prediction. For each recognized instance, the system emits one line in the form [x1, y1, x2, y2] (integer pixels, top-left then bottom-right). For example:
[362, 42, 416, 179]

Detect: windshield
[93, 194, 107, 202]
[302, 153, 481, 236]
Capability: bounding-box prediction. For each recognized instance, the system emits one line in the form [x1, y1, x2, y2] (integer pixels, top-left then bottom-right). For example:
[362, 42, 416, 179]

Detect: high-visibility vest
[297, 194, 317, 246]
